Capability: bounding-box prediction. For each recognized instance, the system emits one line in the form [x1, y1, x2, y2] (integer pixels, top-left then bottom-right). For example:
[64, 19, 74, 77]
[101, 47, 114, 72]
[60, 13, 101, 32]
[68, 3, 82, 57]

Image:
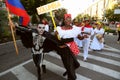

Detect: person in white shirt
[55, 14, 85, 56]
[81, 20, 94, 61]
[74, 22, 85, 48]
[55, 14, 85, 80]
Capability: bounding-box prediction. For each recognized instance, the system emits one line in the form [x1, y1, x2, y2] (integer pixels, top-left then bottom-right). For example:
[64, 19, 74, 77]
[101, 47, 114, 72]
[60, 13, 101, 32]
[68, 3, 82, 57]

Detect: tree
[75, 14, 83, 22]
[105, 4, 120, 22]
[31, 14, 39, 24]
[54, 8, 67, 25]
[0, 9, 12, 43]
[0, 1, 2, 7]
[21, 0, 57, 24]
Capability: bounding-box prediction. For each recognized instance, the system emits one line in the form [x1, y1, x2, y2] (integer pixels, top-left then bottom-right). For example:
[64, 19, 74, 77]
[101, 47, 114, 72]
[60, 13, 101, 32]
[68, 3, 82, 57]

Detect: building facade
[83, 0, 119, 21]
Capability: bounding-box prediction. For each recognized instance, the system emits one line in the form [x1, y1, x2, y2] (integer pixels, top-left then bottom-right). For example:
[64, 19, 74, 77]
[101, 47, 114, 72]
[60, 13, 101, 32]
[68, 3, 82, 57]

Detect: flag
[5, 0, 30, 27]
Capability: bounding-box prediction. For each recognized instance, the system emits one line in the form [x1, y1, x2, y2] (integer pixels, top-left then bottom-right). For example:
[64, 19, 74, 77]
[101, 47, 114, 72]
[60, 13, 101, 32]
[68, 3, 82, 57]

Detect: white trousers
[82, 38, 91, 59]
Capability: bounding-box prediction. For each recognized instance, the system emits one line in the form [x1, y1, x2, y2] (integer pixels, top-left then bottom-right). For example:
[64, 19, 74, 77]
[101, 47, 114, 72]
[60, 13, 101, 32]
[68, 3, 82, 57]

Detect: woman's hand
[77, 35, 84, 40]
[84, 35, 89, 38]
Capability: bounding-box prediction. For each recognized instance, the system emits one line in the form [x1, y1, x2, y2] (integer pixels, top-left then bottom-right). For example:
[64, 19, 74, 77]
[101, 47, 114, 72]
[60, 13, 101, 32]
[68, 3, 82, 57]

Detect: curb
[105, 32, 117, 36]
[0, 40, 20, 46]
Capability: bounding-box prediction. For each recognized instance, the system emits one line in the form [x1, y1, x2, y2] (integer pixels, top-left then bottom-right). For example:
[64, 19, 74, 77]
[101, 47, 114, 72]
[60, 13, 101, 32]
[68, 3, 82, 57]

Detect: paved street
[0, 34, 120, 80]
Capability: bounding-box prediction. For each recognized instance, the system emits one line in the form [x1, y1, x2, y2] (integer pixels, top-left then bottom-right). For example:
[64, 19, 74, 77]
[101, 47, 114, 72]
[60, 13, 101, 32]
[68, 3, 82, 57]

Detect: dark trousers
[32, 54, 41, 80]
[117, 31, 120, 41]
[42, 31, 80, 80]
[57, 47, 79, 80]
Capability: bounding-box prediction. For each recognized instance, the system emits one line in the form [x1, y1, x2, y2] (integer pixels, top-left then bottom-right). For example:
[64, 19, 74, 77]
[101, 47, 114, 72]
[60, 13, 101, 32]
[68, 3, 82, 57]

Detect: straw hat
[95, 21, 102, 25]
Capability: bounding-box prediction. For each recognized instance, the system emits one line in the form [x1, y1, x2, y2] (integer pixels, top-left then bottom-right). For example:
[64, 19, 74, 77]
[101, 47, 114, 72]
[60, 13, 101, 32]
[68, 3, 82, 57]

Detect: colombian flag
[5, 0, 30, 27]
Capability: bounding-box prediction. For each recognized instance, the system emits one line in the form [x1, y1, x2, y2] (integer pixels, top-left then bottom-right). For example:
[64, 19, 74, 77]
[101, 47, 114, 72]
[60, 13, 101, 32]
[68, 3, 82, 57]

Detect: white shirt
[56, 25, 79, 39]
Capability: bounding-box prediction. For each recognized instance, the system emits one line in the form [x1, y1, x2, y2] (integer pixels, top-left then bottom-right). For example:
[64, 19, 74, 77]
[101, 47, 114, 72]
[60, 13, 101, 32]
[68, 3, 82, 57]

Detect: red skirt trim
[66, 41, 80, 55]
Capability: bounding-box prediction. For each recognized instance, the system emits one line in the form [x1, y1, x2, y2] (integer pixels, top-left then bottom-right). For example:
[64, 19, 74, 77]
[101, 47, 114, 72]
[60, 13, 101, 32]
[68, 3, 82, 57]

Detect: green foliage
[105, 4, 120, 22]
[0, 1, 2, 7]
[21, 0, 36, 15]
[46, 0, 57, 3]
[0, 9, 9, 38]
[2, 27, 11, 37]
[75, 14, 82, 22]
[54, 8, 67, 21]
[103, 26, 110, 31]
[11, 16, 19, 23]
[105, 9, 114, 21]
[54, 8, 67, 25]
[103, 26, 117, 35]
[0, 9, 12, 43]
[21, 0, 57, 15]
[31, 14, 39, 24]
[21, 0, 57, 24]
[0, 9, 8, 27]
[105, 9, 120, 21]
[75, 14, 93, 21]
[105, 29, 116, 34]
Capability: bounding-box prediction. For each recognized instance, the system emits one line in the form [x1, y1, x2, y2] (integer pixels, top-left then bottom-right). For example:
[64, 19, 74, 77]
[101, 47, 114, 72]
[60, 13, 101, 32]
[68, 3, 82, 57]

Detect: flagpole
[6, 8, 19, 55]
[50, 11, 60, 40]
[50, 11, 56, 30]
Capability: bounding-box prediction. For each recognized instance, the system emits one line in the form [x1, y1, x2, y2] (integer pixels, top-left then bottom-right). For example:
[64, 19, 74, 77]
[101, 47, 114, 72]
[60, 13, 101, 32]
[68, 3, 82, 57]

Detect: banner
[36, 1, 61, 15]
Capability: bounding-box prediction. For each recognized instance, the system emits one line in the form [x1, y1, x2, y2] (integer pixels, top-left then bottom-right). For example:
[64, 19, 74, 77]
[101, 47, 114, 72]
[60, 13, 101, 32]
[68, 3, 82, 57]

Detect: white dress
[90, 28, 105, 50]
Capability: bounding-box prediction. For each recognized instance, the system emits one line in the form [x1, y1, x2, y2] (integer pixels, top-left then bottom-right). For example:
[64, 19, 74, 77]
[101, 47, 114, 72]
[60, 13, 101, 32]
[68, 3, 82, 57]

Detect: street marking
[44, 60, 91, 80]
[0, 50, 120, 80]
[78, 54, 120, 66]
[97, 51, 120, 59]
[0, 57, 91, 80]
[104, 45, 120, 53]
[12, 66, 37, 80]
[79, 60, 120, 79]
[44, 52, 91, 80]
[48, 52, 120, 79]
[0, 59, 32, 77]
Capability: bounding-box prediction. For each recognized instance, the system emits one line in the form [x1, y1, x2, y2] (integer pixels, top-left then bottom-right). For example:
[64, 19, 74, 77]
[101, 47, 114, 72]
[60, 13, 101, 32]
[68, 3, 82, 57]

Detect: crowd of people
[17, 13, 120, 80]
[39, 14, 106, 61]
[73, 19, 105, 61]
